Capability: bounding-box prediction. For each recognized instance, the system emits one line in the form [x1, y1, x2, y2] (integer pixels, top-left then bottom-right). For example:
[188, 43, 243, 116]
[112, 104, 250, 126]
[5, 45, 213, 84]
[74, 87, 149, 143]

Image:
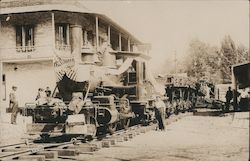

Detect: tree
[220, 35, 237, 83]
[176, 35, 249, 84]
[236, 44, 249, 64]
[184, 38, 221, 83]
[185, 39, 209, 80]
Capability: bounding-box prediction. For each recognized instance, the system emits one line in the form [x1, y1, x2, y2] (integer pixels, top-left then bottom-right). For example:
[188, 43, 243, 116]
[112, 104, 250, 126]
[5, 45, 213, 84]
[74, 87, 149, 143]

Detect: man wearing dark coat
[225, 87, 233, 111]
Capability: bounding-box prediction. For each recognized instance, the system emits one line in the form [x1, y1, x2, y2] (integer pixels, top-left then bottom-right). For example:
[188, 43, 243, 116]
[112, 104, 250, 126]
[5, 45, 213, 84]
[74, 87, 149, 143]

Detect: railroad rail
[0, 113, 190, 161]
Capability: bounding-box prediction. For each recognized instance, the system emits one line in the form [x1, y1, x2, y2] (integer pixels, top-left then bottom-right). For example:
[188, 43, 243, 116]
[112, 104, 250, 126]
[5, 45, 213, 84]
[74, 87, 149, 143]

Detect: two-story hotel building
[0, 0, 149, 108]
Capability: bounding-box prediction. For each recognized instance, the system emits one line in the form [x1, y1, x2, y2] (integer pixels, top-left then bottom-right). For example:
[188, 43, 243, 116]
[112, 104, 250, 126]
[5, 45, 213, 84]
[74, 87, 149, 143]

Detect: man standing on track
[225, 87, 233, 111]
[9, 86, 19, 124]
[154, 95, 166, 131]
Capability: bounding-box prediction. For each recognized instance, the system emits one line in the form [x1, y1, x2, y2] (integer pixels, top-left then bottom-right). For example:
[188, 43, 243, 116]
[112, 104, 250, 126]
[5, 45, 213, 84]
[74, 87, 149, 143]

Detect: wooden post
[21, 26, 25, 50]
[95, 16, 99, 50]
[66, 24, 70, 45]
[51, 12, 56, 50]
[108, 25, 111, 44]
[128, 38, 131, 52]
[119, 33, 122, 51]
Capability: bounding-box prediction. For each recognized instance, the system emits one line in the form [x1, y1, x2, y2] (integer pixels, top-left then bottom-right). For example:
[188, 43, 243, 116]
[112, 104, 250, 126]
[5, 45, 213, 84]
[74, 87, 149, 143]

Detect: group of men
[35, 87, 52, 100]
[9, 86, 52, 124]
[225, 86, 250, 110]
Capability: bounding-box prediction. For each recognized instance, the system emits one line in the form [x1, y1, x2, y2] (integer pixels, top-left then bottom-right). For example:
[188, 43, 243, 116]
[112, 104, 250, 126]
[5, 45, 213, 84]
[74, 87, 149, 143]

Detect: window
[16, 25, 35, 52]
[2, 74, 6, 101]
[142, 62, 146, 80]
[55, 23, 69, 49]
[82, 30, 94, 47]
[121, 36, 128, 51]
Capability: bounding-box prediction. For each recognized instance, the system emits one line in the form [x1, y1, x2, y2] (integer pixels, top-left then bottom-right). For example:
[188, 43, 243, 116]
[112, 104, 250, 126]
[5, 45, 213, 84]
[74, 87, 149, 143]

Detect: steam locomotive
[24, 50, 165, 140]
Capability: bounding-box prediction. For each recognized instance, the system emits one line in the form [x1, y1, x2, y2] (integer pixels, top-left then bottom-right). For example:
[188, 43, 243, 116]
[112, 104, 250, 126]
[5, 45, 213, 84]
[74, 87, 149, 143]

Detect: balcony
[55, 44, 71, 58]
[0, 45, 54, 63]
[55, 44, 71, 51]
[16, 45, 35, 53]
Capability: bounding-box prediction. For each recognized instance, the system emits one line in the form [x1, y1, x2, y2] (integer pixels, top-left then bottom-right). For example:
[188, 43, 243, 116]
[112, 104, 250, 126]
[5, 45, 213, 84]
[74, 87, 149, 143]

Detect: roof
[0, 0, 88, 9]
[0, 0, 141, 44]
[0, 0, 92, 14]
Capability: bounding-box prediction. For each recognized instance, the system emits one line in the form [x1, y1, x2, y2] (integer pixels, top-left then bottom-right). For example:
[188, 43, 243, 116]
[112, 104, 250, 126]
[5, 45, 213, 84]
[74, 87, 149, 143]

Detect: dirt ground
[79, 112, 249, 161]
[0, 113, 32, 145]
[0, 112, 249, 161]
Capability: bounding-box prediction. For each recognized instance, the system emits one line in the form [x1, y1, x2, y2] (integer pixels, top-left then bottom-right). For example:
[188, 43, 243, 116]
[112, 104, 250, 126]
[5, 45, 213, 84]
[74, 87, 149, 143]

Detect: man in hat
[225, 86, 233, 111]
[9, 86, 19, 124]
[154, 95, 166, 130]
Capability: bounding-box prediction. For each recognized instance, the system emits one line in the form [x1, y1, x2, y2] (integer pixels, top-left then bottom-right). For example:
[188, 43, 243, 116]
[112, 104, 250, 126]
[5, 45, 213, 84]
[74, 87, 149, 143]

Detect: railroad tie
[19, 155, 45, 161]
[48, 149, 79, 157]
[36, 151, 58, 159]
[67, 144, 98, 152]
[103, 138, 116, 146]
[101, 140, 111, 148]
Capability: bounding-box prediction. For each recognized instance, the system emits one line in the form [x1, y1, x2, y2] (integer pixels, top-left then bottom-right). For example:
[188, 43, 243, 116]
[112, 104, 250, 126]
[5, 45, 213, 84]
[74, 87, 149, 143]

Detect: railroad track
[0, 123, 157, 161]
[0, 113, 190, 161]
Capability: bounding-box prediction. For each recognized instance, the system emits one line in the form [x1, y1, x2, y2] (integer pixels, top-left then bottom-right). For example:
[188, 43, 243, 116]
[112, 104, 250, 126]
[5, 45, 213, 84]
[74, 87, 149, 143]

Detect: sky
[83, 0, 249, 74]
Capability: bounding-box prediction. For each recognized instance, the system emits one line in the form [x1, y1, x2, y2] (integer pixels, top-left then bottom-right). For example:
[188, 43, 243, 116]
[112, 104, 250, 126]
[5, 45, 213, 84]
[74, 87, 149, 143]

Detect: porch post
[51, 12, 56, 50]
[128, 38, 131, 52]
[108, 25, 111, 44]
[119, 33, 122, 51]
[95, 16, 99, 50]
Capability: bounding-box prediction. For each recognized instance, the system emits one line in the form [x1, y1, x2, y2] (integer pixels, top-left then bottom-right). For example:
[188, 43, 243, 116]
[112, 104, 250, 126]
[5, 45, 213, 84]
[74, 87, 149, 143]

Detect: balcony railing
[16, 46, 35, 52]
[55, 44, 71, 51]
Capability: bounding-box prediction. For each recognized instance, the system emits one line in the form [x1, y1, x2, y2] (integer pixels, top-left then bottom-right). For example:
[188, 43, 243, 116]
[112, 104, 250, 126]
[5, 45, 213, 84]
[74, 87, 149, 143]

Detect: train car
[163, 75, 197, 117]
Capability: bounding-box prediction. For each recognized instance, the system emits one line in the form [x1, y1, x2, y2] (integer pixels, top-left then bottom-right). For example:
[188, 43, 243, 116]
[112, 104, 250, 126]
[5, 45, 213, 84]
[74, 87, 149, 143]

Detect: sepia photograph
[0, 0, 249, 161]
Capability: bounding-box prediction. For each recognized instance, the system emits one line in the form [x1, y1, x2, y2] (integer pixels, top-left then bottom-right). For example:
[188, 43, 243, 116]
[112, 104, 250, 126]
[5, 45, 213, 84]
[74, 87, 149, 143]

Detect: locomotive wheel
[108, 123, 117, 135]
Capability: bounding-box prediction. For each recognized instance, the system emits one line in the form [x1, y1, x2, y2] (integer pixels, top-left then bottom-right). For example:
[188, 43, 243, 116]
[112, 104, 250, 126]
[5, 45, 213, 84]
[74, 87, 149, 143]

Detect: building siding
[2, 61, 56, 107]
[1, 13, 54, 61]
